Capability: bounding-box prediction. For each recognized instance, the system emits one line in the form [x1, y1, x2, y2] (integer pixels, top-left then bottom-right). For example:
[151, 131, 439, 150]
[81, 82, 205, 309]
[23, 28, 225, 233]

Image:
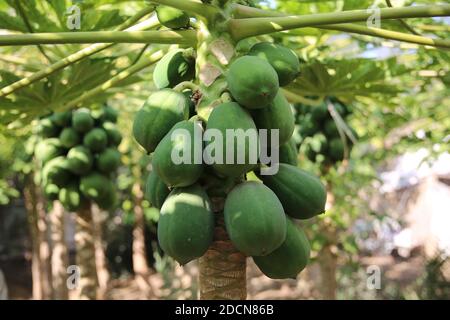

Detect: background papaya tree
[0, 0, 449, 300]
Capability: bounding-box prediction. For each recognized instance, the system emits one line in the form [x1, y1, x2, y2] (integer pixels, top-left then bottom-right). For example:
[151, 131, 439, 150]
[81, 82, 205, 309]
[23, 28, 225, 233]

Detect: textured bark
[49, 201, 69, 299]
[199, 198, 247, 300]
[132, 181, 152, 298]
[75, 205, 98, 300]
[91, 204, 110, 300]
[23, 175, 52, 300]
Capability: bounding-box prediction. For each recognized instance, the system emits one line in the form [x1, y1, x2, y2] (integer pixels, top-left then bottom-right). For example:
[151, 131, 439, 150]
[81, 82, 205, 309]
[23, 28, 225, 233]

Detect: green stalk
[150, 0, 221, 21]
[0, 30, 197, 46]
[59, 50, 164, 111]
[232, 4, 450, 49]
[229, 4, 450, 40]
[0, 8, 157, 98]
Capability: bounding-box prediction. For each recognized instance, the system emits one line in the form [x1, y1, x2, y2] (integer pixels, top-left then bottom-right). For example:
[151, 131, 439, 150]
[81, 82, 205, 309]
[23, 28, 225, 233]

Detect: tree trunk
[199, 198, 247, 300]
[132, 181, 153, 298]
[23, 175, 52, 300]
[90, 204, 110, 299]
[318, 190, 338, 300]
[75, 205, 98, 300]
[49, 201, 69, 300]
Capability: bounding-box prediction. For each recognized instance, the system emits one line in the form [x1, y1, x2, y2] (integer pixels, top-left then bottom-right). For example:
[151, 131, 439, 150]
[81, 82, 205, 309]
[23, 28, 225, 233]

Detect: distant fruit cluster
[33, 106, 122, 211]
[131, 6, 328, 280]
[295, 98, 356, 165]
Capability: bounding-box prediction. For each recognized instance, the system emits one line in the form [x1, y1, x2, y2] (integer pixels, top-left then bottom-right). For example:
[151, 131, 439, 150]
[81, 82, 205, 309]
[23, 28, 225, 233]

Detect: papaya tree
[0, 0, 449, 301]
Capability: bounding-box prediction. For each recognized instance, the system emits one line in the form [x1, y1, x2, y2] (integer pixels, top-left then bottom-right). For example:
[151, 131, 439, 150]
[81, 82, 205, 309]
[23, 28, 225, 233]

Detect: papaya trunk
[49, 201, 69, 300]
[91, 204, 110, 300]
[199, 198, 247, 300]
[131, 181, 153, 298]
[23, 174, 52, 300]
[75, 205, 98, 299]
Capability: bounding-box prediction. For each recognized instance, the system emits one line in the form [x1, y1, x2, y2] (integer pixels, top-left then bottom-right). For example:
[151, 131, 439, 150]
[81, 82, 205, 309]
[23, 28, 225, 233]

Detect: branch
[0, 8, 158, 98]
[229, 4, 450, 40]
[150, 0, 220, 21]
[385, 0, 421, 36]
[60, 50, 164, 111]
[0, 30, 197, 46]
[232, 4, 450, 49]
[282, 89, 324, 106]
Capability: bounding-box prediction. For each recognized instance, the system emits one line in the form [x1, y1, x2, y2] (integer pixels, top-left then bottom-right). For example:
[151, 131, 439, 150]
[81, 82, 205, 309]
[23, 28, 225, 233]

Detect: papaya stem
[229, 4, 450, 41]
[150, 0, 221, 21]
[173, 81, 201, 93]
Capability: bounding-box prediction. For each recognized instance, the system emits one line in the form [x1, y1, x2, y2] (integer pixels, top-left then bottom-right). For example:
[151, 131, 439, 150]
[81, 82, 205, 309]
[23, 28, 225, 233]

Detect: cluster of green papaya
[295, 98, 356, 164]
[133, 6, 326, 279]
[34, 106, 122, 211]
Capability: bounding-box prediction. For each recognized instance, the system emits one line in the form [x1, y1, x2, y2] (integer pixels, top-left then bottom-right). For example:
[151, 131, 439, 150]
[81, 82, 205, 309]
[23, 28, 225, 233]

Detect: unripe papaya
[205, 102, 258, 178]
[324, 119, 339, 137]
[59, 183, 87, 212]
[253, 218, 310, 279]
[101, 106, 118, 123]
[248, 42, 300, 86]
[67, 146, 93, 175]
[132, 89, 190, 153]
[278, 138, 298, 166]
[59, 127, 81, 149]
[251, 91, 295, 146]
[152, 120, 204, 187]
[35, 138, 64, 164]
[224, 181, 286, 256]
[258, 164, 326, 220]
[42, 156, 72, 187]
[153, 50, 195, 89]
[328, 138, 345, 161]
[310, 103, 329, 124]
[38, 118, 60, 138]
[144, 170, 170, 209]
[80, 173, 114, 202]
[158, 184, 214, 265]
[44, 183, 60, 201]
[102, 122, 122, 147]
[83, 128, 108, 153]
[156, 5, 190, 29]
[227, 56, 279, 109]
[72, 109, 94, 133]
[96, 186, 117, 210]
[96, 148, 121, 173]
[51, 111, 72, 127]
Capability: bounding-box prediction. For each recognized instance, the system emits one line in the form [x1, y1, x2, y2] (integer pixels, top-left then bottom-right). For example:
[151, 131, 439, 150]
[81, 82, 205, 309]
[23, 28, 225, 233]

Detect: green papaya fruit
[35, 138, 64, 164]
[158, 184, 214, 265]
[298, 114, 317, 137]
[66, 146, 93, 175]
[278, 138, 298, 166]
[153, 50, 195, 89]
[83, 128, 108, 153]
[324, 119, 339, 137]
[224, 181, 286, 256]
[72, 109, 94, 133]
[102, 122, 122, 147]
[38, 118, 60, 138]
[227, 56, 279, 109]
[251, 91, 295, 146]
[132, 89, 190, 153]
[42, 156, 72, 187]
[248, 42, 300, 86]
[328, 138, 345, 161]
[153, 120, 204, 187]
[144, 170, 170, 209]
[101, 106, 118, 123]
[205, 102, 258, 178]
[96, 148, 121, 173]
[44, 183, 60, 201]
[95, 186, 117, 210]
[156, 5, 190, 29]
[51, 111, 72, 127]
[59, 183, 87, 212]
[59, 127, 81, 149]
[253, 218, 310, 279]
[258, 164, 326, 220]
[310, 103, 329, 124]
[80, 173, 114, 202]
